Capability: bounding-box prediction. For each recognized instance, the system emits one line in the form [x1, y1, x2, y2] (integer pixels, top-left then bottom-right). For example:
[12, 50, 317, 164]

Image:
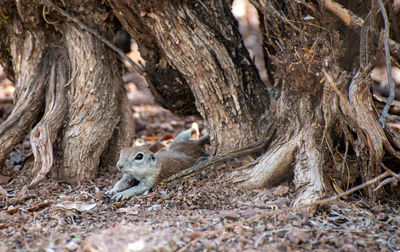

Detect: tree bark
[109, 0, 270, 153]
[2, 0, 398, 206]
[0, 0, 134, 184]
[241, 0, 400, 207]
[108, 0, 400, 207]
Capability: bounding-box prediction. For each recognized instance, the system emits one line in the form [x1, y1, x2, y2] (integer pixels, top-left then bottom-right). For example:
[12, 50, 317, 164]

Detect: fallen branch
[380, 163, 400, 181]
[375, 161, 399, 191]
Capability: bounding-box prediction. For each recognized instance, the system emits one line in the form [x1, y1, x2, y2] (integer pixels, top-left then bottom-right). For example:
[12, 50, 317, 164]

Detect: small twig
[377, 0, 394, 128]
[42, 5, 59, 25]
[323, 0, 364, 26]
[375, 177, 398, 191]
[252, 0, 301, 33]
[374, 163, 400, 190]
[177, 237, 201, 252]
[196, 0, 210, 13]
[0, 185, 9, 197]
[40, 0, 144, 75]
[254, 228, 290, 248]
[381, 163, 400, 181]
[178, 170, 390, 251]
[15, 0, 25, 23]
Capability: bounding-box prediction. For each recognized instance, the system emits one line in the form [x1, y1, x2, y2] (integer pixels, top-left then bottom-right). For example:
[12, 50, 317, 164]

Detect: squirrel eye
[134, 153, 144, 160]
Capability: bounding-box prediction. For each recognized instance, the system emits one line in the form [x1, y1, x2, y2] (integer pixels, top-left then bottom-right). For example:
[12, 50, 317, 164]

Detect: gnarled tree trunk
[1, 0, 398, 207]
[109, 0, 400, 207]
[240, 0, 400, 206]
[0, 0, 134, 185]
[109, 0, 270, 153]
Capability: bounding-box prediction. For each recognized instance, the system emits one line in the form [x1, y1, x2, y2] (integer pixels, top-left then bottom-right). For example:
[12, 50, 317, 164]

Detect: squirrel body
[106, 121, 276, 202]
[105, 134, 208, 201]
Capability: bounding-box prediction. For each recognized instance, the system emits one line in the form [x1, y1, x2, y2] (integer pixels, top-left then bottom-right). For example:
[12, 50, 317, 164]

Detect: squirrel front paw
[111, 191, 130, 202]
[104, 189, 117, 198]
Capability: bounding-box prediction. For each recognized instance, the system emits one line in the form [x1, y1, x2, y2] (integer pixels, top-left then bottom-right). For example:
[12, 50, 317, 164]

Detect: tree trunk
[110, 0, 400, 207]
[1, 0, 398, 207]
[109, 0, 270, 153]
[240, 0, 400, 207]
[0, 0, 134, 185]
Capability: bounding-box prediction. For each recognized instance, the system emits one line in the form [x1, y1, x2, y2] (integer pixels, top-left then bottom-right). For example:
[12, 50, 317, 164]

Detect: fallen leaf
[28, 201, 53, 212]
[55, 201, 97, 212]
[0, 223, 17, 229]
[117, 207, 139, 215]
[6, 207, 19, 215]
[188, 232, 202, 240]
[112, 201, 127, 208]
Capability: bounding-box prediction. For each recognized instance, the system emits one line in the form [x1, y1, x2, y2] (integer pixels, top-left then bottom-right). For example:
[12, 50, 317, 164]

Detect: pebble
[394, 215, 400, 225]
[239, 209, 258, 217]
[287, 228, 310, 244]
[219, 210, 240, 220]
[376, 212, 387, 221]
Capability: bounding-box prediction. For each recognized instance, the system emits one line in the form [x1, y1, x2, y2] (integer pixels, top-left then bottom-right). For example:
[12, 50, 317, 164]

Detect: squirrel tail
[195, 134, 210, 146]
[173, 123, 209, 146]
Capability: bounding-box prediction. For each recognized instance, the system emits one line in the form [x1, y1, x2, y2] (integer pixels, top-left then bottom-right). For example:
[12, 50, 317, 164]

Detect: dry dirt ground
[0, 66, 400, 251]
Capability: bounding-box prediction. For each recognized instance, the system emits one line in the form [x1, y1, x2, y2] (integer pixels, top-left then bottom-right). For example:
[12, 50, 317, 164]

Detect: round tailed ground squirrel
[105, 130, 209, 202]
[106, 121, 276, 201]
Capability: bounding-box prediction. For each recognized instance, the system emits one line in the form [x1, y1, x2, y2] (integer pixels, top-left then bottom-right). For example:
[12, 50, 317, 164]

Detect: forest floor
[0, 65, 400, 251]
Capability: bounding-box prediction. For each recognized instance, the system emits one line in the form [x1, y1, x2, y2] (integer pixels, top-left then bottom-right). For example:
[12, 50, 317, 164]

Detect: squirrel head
[117, 146, 157, 181]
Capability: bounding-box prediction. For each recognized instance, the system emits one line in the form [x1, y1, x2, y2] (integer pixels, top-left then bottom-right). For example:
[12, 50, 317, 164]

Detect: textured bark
[109, 0, 270, 153]
[30, 48, 68, 187]
[1, 0, 397, 205]
[0, 0, 134, 184]
[240, 0, 400, 207]
[108, 0, 198, 116]
[0, 20, 47, 172]
[54, 24, 122, 183]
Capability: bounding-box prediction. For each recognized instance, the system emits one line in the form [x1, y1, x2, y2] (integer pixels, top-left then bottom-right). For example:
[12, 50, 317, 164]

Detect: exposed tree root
[293, 127, 326, 208]
[237, 125, 327, 210]
[30, 48, 68, 187]
[237, 134, 299, 188]
[347, 69, 400, 199]
[0, 27, 47, 170]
